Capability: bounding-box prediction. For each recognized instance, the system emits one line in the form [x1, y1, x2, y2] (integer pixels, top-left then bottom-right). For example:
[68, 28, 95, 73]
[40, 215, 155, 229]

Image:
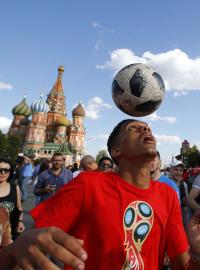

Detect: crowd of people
[0, 119, 200, 269]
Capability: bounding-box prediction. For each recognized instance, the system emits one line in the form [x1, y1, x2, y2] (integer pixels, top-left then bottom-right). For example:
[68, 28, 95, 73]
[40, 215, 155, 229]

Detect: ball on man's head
[112, 63, 165, 117]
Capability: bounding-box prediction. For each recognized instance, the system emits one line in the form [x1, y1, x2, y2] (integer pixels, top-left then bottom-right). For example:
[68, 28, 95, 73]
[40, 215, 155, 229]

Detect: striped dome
[12, 97, 32, 117]
[55, 115, 71, 126]
[31, 95, 49, 113]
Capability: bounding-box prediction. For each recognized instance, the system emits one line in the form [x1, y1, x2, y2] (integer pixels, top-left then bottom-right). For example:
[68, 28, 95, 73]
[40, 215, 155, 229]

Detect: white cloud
[92, 21, 114, 33]
[174, 91, 188, 97]
[96, 49, 146, 71]
[83, 97, 112, 120]
[94, 40, 103, 51]
[92, 22, 101, 28]
[0, 81, 13, 90]
[92, 21, 114, 51]
[0, 117, 12, 133]
[97, 48, 200, 95]
[146, 112, 177, 123]
[155, 134, 182, 146]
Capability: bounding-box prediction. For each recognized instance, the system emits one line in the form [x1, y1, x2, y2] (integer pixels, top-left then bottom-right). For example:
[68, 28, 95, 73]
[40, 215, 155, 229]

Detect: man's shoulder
[73, 171, 113, 185]
[38, 169, 51, 178]
[76, 171, 109, 179]
[159, 174, 171, 182]
[153, 178, 178, 198]
[192, 174, 200, 189]
[159, 175, 178, 190]
[62, 167, 73, 176]
[63, 167, 72, 173]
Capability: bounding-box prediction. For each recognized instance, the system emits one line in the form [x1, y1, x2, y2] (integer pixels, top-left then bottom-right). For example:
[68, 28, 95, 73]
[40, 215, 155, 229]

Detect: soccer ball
[112, 63, 165, 117]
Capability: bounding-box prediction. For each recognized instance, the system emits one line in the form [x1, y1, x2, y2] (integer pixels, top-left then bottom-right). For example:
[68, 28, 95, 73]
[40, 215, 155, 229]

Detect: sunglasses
[100, 163, 113, 169]
[0, 168, 11, 174]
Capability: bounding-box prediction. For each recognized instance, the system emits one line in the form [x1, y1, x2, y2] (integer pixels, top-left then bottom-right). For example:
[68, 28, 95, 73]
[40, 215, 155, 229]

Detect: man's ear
[111, 146, 122, 160]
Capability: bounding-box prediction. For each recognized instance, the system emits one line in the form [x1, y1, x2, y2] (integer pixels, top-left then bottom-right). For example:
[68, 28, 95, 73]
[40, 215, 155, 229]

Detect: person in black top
[0, 158, 25, 240]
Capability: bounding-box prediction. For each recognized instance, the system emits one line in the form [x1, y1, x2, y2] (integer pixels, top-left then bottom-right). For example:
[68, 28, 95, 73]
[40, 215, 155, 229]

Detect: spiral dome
[12, 97, 32, 117]
[55, 115, 71, 127]
[72, 102, 85, 117]
[31, 95, 49, 113]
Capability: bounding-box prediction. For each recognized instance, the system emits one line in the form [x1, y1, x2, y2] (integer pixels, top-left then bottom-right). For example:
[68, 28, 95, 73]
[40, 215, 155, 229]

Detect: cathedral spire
[54, 65, 64, 92]
[46, 65, 66, 115]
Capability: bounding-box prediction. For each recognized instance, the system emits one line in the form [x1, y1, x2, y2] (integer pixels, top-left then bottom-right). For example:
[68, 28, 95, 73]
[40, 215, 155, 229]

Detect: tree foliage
[183, 145, 200, 168]
[0, 130, 22, 163]
[96, 149, 109, 164]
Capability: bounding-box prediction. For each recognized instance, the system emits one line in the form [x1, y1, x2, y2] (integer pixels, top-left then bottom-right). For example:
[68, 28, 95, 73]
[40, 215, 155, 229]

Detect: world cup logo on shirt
[122, 201, 154, 270]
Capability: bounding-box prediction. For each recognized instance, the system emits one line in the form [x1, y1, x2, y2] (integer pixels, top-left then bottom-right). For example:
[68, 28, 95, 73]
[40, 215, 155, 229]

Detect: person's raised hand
[6, 227, 88, 270]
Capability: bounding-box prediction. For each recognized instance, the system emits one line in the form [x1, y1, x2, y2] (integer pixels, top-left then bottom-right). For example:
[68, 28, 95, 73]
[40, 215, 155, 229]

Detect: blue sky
[0, 0, 200, 164]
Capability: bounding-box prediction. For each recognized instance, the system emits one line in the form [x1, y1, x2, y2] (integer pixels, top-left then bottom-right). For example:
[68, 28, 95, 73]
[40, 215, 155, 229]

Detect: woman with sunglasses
[98, 156, 114, 172]
[0, 158, 25, 240]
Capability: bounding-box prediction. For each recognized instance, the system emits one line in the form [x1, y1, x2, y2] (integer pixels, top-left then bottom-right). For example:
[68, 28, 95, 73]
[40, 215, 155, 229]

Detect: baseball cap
[169, 159, 184, 167]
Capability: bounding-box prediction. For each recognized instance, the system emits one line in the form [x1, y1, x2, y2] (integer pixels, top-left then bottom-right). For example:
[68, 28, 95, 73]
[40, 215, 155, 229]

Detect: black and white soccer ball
[112, 63, 165, 117]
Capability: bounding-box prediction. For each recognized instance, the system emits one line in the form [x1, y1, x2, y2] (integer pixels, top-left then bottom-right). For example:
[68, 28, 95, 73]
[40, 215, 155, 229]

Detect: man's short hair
[80, 155, 96, 169]
[52, 152, 64, 159]
[107, 119, 142, 165]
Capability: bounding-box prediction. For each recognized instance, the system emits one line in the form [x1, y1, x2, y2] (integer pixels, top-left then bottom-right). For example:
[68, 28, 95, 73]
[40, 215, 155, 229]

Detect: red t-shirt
[30, 171, 188, 270]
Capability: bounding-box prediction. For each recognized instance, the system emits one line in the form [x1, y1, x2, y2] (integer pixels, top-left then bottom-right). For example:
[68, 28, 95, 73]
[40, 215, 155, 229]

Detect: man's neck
[51, 167, 62, 176]
[151, 169, 161, 181]
[117, 160, 151, 189]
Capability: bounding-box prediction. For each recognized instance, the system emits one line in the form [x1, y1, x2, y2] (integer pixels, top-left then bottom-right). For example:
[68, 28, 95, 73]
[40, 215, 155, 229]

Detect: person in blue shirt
[20, 156, 33, 202]
[150, 151, 179, 198]
[34, 153, 73, 204]
[169, 159, 191, 228]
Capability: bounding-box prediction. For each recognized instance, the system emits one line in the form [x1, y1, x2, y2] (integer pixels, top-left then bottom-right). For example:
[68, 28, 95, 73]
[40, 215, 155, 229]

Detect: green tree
[183, 145, 200, 168]
[96, 150, 109, 164]
[0, 130, 22, 163]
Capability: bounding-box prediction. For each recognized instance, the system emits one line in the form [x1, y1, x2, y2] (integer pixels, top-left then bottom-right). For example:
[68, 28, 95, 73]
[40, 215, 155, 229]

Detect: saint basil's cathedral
[9, 65, 85, 165]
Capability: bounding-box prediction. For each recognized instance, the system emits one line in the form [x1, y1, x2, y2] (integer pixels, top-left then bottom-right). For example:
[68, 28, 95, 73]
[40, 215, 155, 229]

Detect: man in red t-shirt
[3, 119, 200, 269]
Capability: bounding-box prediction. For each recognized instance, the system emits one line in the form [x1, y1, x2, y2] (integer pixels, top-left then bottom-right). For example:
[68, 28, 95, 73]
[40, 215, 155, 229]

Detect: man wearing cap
[170, 159, 190, 227]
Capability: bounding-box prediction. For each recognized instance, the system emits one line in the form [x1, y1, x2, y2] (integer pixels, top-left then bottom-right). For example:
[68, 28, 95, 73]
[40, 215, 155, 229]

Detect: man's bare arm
[171, 210, 200, 270]
[187, 188, 200, 211]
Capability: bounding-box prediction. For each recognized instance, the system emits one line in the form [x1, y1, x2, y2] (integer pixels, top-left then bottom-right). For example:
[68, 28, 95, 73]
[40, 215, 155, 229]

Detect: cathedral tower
[46, 65, 67, 141]
[54, 115, 71, 144]
[9, 97, 31, 137]
[24, 95, 49, 150]
[69, 102, 85, 162]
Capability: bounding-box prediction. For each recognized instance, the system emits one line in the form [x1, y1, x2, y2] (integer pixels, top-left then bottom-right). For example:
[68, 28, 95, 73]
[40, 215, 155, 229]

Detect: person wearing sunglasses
[98, 156, 113, 172]
[0, 158, 25, 240]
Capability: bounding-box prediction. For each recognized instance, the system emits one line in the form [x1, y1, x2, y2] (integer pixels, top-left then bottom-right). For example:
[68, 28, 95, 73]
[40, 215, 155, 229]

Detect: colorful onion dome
[72, 101, 85, 117]
[31, 95, 49, 113]
[12, 96, 32, 117]
[55, 115, 71, 126]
